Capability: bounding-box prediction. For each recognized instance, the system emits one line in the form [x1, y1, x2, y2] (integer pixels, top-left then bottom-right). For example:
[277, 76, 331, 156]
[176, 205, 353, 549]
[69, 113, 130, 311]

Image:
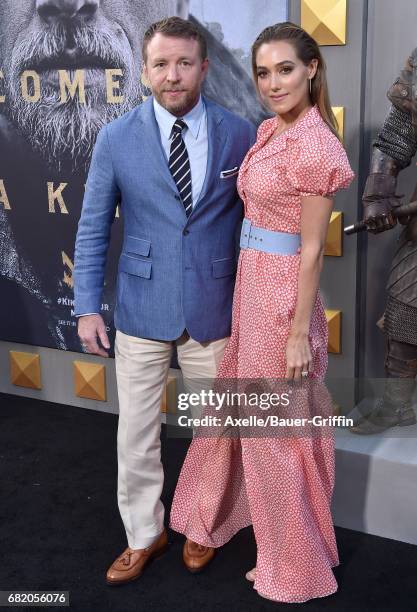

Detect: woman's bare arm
[286, 195, 333, 380]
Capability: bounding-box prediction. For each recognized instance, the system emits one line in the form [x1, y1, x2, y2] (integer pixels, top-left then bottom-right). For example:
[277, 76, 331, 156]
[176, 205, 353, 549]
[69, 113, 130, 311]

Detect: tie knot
[171, 119, 186, 137]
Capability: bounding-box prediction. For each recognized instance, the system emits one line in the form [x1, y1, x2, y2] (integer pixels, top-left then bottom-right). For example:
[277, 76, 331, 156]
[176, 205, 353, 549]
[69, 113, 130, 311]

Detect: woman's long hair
[251, 22, 339, 139]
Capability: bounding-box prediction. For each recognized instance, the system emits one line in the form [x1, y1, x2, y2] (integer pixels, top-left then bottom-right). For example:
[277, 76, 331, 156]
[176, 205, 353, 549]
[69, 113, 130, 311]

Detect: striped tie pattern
[169, 119, 192, 216]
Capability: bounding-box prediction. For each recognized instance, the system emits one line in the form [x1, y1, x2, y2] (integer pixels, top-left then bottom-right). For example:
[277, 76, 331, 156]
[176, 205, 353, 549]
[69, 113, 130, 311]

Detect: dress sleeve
[287, 127, 355, 197]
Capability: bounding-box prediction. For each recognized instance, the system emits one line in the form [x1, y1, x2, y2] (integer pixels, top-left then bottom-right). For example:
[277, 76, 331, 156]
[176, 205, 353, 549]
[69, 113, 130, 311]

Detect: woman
[170, 22, 354, 603]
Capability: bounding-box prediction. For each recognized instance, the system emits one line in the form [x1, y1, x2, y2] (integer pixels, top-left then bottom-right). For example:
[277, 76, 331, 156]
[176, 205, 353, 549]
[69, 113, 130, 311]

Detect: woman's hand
[286, 331, 312, 381]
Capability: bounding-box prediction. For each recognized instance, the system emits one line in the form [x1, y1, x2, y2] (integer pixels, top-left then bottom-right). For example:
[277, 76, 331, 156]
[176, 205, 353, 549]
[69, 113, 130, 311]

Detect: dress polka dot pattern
[169, 105, 355, 603]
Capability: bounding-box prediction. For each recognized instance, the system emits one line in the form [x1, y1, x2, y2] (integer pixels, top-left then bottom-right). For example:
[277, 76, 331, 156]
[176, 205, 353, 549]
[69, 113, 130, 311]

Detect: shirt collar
[153, 95, 205, 141]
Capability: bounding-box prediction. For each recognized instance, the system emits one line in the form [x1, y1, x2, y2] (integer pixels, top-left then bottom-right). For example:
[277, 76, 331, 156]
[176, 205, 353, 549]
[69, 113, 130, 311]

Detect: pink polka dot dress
[169, 105, 355, 603]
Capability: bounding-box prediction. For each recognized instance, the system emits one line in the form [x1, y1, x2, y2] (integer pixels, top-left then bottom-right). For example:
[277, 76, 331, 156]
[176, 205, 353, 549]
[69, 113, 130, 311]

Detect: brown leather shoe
[106, 529, 168, 586]
[183, 538, 215, 573]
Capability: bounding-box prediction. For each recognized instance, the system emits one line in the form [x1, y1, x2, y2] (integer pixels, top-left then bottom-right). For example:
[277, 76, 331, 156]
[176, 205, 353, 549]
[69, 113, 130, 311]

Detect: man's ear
[201, 57, 209, 78]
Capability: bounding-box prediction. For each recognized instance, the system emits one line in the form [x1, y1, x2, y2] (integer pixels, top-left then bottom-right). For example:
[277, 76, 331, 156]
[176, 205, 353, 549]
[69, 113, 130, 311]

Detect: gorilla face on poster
[0, 0, 265, 350]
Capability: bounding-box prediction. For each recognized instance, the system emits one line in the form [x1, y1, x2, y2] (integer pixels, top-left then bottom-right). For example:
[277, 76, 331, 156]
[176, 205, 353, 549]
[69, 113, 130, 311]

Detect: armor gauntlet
[362, 148, 403, 234]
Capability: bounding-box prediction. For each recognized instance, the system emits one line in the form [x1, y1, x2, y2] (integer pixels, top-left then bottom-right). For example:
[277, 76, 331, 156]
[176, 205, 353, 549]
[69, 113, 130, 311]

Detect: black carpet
[1, 392, 416, 612]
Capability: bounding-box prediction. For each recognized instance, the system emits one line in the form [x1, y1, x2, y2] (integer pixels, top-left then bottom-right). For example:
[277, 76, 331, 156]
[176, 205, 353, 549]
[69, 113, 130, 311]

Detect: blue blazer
[74, 96, 256, 342]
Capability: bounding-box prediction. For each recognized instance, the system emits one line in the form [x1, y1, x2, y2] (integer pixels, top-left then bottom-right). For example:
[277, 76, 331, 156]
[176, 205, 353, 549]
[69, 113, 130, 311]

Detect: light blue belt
[240, 218, 301, 255]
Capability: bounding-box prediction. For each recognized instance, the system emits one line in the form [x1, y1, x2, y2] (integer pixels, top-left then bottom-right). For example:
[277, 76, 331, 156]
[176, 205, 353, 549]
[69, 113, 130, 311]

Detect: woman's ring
[301, 370, 309, 377]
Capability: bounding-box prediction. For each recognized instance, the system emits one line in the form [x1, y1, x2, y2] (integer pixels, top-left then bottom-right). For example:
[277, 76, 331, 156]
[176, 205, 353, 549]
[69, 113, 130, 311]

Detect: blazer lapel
[133, 97, 187, 216]
[192, 97, 227, 213]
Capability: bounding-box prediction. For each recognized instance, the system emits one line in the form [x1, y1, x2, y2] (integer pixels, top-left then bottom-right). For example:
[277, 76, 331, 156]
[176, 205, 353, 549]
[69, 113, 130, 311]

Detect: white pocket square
[220, 166, 239, 179]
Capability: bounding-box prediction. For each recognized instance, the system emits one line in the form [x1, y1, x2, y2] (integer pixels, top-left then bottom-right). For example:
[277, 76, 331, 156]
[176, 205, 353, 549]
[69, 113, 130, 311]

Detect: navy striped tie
[169, 119, 192, 216]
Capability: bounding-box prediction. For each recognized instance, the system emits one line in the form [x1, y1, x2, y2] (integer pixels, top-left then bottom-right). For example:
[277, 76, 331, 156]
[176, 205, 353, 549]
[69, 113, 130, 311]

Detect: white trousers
[114, 329, 228, 549]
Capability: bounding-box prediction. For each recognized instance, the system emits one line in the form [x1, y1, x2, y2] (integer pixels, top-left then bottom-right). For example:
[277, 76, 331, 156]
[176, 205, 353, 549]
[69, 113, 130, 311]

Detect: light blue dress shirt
[153, 96, 208, 208]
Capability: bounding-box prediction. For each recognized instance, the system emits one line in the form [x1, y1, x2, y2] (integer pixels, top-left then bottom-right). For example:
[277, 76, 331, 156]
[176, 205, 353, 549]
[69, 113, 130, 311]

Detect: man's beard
[4, 22, 142, 170]
[156, 88, 200, 117]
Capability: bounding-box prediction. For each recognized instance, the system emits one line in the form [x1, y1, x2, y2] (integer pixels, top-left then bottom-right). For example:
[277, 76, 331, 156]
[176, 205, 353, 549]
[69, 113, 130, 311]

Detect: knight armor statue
[351, 48, 417, 434]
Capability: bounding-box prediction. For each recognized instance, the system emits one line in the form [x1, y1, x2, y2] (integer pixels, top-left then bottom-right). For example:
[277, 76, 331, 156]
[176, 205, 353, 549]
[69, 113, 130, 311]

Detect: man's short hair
[142, 16, 207, 63]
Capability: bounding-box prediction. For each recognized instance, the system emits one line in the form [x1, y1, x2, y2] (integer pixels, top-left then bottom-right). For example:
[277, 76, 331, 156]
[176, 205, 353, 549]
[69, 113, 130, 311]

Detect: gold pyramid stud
[10, 351, 42, 389]
[325, 211, 343, 256]
[161, 375, 177, 413]
[332, 106, 345, 142]
[325, 309, 342, 353]
[332, 400, 342, 416]
[73, 361, 107, 401]
[301, 0, 347, 46]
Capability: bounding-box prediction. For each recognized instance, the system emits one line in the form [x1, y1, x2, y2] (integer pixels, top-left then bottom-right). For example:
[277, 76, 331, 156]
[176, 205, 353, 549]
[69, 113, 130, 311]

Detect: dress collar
[268, 104, 322, 142]
[243, 105, 324, 170]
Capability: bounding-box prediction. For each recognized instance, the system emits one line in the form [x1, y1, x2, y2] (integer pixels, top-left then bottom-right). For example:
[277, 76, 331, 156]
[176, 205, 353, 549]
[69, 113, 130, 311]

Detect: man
[0, 0, 264, 351]
[350, 48, 417, 434]
[74, 16, 256, 584]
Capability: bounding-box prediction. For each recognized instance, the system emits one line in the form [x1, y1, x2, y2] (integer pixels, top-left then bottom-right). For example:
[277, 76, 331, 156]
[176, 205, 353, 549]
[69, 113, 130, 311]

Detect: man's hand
[78, 314, 110, 357]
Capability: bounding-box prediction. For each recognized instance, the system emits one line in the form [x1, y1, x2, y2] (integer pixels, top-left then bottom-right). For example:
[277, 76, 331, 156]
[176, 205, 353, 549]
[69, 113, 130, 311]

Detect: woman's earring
[309, 78, 312, 95]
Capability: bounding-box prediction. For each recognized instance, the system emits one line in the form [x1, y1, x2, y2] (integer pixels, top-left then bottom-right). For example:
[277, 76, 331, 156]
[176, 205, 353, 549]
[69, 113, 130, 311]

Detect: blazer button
[183, 229, 190, 235]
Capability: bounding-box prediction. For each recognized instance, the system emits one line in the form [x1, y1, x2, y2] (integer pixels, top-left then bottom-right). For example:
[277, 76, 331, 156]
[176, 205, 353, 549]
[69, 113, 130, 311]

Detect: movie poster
[0, 0, 288, 352]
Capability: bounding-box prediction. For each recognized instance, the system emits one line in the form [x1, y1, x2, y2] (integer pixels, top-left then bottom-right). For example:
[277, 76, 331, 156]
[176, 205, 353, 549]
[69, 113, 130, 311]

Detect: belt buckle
[249, 223, 258, 246]
[241, 218, 252, 249]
